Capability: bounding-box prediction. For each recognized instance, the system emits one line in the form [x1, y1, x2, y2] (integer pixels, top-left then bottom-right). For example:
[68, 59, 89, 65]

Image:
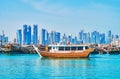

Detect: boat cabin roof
[48, 44, 89, 47]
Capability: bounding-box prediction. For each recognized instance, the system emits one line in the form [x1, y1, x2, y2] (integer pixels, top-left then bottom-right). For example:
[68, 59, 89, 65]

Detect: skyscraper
[27, 26, 31, 44]
[42, 28, 49, 45]
[55, 32, 60, 43]
[79, 30, 84, 43]
[83, 33, 87, 43]
[62, 34, 67, 45]
[23, 25, 31, 45]
[23, 25, 27, 44]
[91, 31, 96, 43]
[107, 30, 112, 44]
[17, 29, 22, 45]
[68, 34, 72, 43]
[100, 33, 105, 44]
[33, 25, 38, 45]
[4, 36, 8, 44]
[0, 35, 1, 45]
[96, 31, 100, 44]
[50, 31, 56, 44]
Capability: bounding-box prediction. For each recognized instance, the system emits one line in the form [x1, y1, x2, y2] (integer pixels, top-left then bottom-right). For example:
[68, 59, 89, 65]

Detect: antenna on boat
[33, 45, 41, 57]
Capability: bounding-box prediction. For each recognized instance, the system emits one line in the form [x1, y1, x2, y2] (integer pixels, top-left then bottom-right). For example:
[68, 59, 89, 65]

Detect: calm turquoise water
[0, 54, 120, 79]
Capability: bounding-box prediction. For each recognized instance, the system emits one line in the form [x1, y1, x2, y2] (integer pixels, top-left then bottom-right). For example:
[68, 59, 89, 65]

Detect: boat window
[65, 47, 70, 51]
[71, 47, 76, 50]
[78, 46, 83, 50]
[59, 47, 64, 51]
[85, 46, 89, 49]
[53, 47, 55, 49]
[48, 47, 51, 50]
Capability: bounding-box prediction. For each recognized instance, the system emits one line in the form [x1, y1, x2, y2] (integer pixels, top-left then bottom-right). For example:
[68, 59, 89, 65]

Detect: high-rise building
[74, 36, 78, 44]
[17, 29, 22, 45]
[50, 31, 56, 44]
[100, 33, 105, 44]
[91, 31, 96, 43]
[83, 33, 87, 43]
[87, 32, 91, 43]
[55, 32, 61, 43]
[42, 29, 46, 45]
[0, 35, 2, 45]
[71, 38, 75, 44]
[41, 28, 49, 45]
[4, 36, 8, 44]
[79, 30, 84, 43]
[96, 31, 100, 44]
[33, 25, 38, 45]
[68, 34, 72, 43]
[23, 25, 27, 44]
[62, 34, 67, 45]
[23, 25, 31, 45]
[107, 30, 112, 44]
[28, 26, 31, 44]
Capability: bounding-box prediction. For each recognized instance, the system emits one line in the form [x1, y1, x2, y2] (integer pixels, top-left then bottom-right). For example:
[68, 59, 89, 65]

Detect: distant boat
[33, 44, 94, 58]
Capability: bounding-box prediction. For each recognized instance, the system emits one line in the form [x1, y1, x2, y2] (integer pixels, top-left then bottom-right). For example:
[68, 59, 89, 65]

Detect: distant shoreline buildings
[0, 24, 120, 46]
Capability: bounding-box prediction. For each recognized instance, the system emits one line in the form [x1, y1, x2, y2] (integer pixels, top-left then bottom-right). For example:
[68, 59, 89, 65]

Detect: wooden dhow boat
[33, 44, 94, 58]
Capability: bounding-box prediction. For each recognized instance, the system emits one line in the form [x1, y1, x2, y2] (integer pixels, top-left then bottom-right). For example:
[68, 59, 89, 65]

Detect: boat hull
[33, 45, 93, 58]
[38, 49, 92, 58]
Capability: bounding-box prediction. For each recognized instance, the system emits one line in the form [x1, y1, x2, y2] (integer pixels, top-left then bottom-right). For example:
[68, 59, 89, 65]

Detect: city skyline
[15, 24, 119, 45]
[0, 23, 120, 46]
[0, 0, 120, 41]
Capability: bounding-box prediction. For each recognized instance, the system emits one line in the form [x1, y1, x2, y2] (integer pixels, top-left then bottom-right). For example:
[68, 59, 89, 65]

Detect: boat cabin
[47, 45, 89, 52]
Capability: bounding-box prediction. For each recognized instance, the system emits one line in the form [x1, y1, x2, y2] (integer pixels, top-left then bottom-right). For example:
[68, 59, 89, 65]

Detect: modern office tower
[100, 33, 105, 44]
[62, 34, 67, 45]
[87, 32, 91, 43]
[4, 36, 8, 44]
[46, 32, 49, 45]
[55, 32, 60, 43]
[71, 38, 75, 44]
[23, 25, 31, 45]
[33, 25, 38, 45]
[96, 32, 100, 44]
[79, 30, 84, 43]
[68, 34, 72, 44]
[0, 35, 2, 45]
[1, 30, 5, 45]
[23, 25, 27, 44]
[91, 31, 96, 43]
[17, 29, 22, 45]
[83, 33, 87, 43]
[115, 35, 119, 40]
[42, 28, 46, 45]
[41, 28, 49, 45]
[50, 31, 56, 44]
[74, 36, 78, 44]
[107, 30, 112, 44]
[27, 26, 31, 45]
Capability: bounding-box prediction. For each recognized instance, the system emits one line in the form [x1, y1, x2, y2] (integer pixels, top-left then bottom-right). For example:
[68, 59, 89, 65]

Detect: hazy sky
[0, 0, 120, 41]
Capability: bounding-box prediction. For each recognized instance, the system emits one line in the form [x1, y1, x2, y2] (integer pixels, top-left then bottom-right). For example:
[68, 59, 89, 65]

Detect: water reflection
[35, 57, 97, 78]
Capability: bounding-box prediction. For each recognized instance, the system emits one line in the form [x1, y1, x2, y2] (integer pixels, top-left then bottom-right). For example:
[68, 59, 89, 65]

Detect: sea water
[0, 54, 120, 79]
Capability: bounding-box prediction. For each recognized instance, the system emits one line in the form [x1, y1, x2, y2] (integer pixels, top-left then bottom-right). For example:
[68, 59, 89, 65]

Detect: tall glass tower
[42, 29, 46, 45]
[33, 25, 38, 45]
[100, 33, 105, 44]
[107, 30, 112, 44]
[23, 25, 27, 44]
[17, 29, 22, 45]
[55, 32, 60, 43]
[79, 30, 84, 43]
[23, 25, 31, 45]
[27, 26, 31, 45]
